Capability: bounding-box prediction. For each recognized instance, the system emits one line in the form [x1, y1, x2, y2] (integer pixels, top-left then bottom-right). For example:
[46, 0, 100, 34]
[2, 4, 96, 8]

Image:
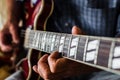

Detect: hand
[0, 22, 19, 52]
[0, 0, 23, 64]
[33, 26, 99, 80]
[0, 0, 23, 52]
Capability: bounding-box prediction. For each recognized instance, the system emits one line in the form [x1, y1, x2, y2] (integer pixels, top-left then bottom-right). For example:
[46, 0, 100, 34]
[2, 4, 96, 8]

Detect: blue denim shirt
[47, 0, 120, 37]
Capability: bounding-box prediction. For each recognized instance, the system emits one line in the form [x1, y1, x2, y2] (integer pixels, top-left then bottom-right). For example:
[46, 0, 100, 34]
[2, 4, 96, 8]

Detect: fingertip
[72, 26, 80, 35]
[50, 51, 60, 59]
[48, 51, 61, 64]
[39, 54, 49, 62]
[33, 65, 38, 73]
[72, 26, 84, 35]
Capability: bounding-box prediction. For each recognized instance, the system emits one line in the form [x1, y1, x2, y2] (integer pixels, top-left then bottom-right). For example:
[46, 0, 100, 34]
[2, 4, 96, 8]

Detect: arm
[0, 0, 24, 52]
[0, 0, 24, 64]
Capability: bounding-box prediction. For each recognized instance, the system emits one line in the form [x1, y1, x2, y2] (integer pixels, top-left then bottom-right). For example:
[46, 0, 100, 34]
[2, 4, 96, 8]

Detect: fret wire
[24, 30, 30, 47]
[74, 35, 80, 59]
[49, 32, 54, 53]
[94, 39, 100, 64]
[45, 32, 48, 52]
[39, 32, 43, 50]
[32, 32, 36, 47]
[52, 33, 57, 52]
[38, 32, 43, 50]
[55, 33, 61, 52]
[53, 33, 58, 51]
[47, 32, 52, 53]
[29, 30, 35, 47]
[51, 33, 57, 52]
[108, 40, 115, 68]
[48, 32, 52, 52]
[60, 33, 66, 56]
[64, 34, 72, 57]
[34, 31, 39, 48]
[36, 31, 39, 50]
[83, 36, 89, 62]
[67, 35, 72, 57]
[30, 31, 34, 47]
[41, 32, 47, 51]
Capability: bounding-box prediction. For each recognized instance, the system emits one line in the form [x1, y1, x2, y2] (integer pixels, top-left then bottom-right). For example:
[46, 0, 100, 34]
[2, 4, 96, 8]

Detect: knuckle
[37, 60, 42, 65]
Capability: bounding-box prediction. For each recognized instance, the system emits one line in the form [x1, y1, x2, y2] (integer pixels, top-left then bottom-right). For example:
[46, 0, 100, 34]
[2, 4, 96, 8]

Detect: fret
[26, 31, 33, 47]
[83, 37, 88, 62]
[108, 40, 115, 68]
[112, 41, 120, 69]
[62, 34, 72, 57]
[26, 30, 32, 47]
[36, 32, 42, 50]
[24, 30, 30, 47]
[97, 40, 112, 67]
[94, 39, 100, 65]
[47, 32, 53, 53]
[76, 36, 87, 61]
[59, 34, 66, 55]
[50, 33, 56, 52]
[85, 38, 100, 64]
[38, 32, 43, 50]
[45, 32, 50, 52]
[41, 32, 47, 51]
[53, 33, 61, 52]
[74, 36, 80, 60]
[69, 35, 79, 59]
[31, 31, 38, 48]
[44, 32, 47, 52]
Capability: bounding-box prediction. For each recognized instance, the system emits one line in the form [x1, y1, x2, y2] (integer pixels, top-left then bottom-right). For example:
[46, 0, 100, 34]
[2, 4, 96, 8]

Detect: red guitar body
[18, 0, 54, 80]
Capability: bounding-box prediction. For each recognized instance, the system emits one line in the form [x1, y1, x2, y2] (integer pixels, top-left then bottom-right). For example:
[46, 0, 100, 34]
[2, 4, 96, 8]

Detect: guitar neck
[24, 29, 120, 75]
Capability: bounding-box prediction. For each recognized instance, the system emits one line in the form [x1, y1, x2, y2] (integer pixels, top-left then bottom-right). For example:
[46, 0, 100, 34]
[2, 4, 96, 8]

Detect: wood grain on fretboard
[24, 29, 120, 75]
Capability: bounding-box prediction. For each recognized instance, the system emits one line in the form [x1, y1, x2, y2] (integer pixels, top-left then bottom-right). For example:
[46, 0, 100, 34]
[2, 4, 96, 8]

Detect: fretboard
[24, 29, 120, 75]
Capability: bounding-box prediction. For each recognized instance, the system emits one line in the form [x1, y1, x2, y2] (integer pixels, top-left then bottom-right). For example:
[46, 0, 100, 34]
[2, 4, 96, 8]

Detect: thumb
[72, 26, 85, 35]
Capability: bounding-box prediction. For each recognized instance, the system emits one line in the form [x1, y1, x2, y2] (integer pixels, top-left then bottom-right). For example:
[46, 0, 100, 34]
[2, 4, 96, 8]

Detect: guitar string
[20, 30, 120, 54]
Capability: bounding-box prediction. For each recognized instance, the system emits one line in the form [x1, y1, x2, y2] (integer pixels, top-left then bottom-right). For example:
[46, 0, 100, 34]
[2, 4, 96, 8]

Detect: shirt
[46, 0, 120, 37]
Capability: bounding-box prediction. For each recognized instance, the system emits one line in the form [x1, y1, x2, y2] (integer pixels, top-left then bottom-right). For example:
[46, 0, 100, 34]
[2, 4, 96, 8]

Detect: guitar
[19, 0, 120, 80]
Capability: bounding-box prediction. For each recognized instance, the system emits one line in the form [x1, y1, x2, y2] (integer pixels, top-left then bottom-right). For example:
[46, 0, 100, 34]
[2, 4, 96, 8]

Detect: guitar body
[19, 0, 54, 80]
